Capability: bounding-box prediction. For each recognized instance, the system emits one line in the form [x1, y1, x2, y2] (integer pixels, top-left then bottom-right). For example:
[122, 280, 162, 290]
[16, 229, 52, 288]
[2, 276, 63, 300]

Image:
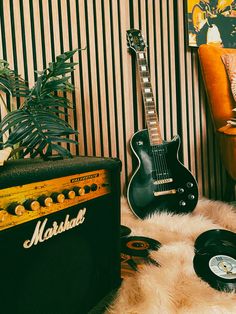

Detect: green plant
[0, 49, 79, 160]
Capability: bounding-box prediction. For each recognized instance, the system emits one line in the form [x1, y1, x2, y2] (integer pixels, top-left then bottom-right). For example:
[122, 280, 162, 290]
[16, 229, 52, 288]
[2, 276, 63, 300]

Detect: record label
[209, 255, 236, 280]
[127, 239, 149, 250]
[121, 236, 161, 257]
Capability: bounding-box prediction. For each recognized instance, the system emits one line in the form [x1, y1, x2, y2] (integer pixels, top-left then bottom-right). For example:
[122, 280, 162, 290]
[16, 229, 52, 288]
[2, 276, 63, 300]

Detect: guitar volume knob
[188, 194, 195, 200]
[186, 182, 194, 188]
[179, 200, 186, 207]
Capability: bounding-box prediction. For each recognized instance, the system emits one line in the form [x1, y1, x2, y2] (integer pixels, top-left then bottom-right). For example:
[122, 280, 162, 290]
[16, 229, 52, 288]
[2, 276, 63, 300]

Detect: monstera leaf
[0, 49, 79, 159]
[0, 108, 77, 158]
[0, 60, 29, 97]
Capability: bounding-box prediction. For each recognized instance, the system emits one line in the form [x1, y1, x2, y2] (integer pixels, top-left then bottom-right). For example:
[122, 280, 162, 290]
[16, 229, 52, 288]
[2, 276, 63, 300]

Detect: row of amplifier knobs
[0, 184, 98, 220]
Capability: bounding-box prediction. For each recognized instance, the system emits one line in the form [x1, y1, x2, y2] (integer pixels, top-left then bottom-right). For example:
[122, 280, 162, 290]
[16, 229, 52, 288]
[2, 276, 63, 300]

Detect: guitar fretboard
[136, 51, 162, 146]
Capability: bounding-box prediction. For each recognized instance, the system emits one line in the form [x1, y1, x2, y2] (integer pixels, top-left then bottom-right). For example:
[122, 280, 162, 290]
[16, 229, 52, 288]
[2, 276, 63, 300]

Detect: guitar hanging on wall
[126, 29, 198, 219]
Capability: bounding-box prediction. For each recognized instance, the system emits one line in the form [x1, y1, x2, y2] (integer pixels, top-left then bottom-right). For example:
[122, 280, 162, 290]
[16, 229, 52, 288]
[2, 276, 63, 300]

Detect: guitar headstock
[126, 29, 146, 53]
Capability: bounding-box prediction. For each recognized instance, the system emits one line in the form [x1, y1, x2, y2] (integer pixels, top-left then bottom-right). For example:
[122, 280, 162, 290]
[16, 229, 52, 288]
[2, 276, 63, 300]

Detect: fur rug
[106, 198, 236, 314]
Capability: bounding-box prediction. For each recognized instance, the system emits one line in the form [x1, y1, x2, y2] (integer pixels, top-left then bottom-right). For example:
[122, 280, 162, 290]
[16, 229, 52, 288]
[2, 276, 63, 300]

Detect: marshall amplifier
[0, 156, 121, 314]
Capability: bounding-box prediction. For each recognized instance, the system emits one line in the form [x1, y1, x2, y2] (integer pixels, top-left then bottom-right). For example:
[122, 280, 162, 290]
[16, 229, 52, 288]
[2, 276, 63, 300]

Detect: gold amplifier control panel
[0, 169, 111, 231]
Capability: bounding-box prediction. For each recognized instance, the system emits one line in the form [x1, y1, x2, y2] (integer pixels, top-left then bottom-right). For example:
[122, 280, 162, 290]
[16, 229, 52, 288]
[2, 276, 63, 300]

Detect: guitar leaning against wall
[126, 29, 198, 219]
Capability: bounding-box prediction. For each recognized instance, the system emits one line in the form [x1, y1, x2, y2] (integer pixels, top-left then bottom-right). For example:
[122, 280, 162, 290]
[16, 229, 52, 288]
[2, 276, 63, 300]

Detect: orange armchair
[198, 44, 236, 200]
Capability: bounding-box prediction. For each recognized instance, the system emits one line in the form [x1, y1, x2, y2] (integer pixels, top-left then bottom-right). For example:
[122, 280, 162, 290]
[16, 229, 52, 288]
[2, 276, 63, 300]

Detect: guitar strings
[151, 146, 161, 191]
[151, 145, 169, 192]
[138, 51, 170, 193]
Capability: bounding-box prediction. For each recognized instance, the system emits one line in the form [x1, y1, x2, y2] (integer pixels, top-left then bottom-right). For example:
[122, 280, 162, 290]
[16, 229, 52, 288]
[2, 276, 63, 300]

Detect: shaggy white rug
[107, 198, 236, 314]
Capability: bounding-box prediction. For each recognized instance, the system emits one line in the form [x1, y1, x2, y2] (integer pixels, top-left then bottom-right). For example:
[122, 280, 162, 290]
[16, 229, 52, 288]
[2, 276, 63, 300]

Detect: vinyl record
[121, 236, 161, 257]
[193, 246, 236, 292]
[194, 229, 236, 253]
[120, 225, 132, 238]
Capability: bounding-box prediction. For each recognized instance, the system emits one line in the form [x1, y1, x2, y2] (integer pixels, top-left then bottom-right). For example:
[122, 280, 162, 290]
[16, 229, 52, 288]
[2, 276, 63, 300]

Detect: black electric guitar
[126, 29, 198, 219]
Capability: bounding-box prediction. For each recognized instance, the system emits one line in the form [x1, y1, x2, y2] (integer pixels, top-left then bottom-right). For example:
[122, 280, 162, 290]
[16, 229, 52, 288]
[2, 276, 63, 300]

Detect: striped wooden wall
[0, 0, 227, 200]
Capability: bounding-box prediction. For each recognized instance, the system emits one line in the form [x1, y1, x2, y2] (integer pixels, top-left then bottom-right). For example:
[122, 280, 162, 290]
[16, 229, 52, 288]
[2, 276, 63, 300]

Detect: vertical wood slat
[0, 0, 228, 200]
[102, 0, 118, 158]
[22, 0, 34, 88]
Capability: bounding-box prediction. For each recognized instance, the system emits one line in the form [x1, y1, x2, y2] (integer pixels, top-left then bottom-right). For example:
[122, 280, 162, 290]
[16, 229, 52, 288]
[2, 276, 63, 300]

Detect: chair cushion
[221, 53, 236, 103]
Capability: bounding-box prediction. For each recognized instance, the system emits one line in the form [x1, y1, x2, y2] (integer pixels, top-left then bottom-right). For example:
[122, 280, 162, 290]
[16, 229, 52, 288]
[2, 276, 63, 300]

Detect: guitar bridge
[153, 178, 173, 185]
[154, 189, 176, 196]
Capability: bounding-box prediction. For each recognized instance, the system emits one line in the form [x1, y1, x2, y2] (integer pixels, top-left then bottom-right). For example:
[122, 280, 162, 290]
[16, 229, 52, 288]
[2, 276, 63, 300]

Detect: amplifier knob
[63, 189, 76, 199]
[51, 193, 65, 203]
[0, 209, 8, 222]
[24, 199, 40, 211]
[90, 183, 98, 191]
[38, 195, 53, 207]
[8, 203, 26, 216]
[73, 187, 85, 196]
[84, 185, 91, 194]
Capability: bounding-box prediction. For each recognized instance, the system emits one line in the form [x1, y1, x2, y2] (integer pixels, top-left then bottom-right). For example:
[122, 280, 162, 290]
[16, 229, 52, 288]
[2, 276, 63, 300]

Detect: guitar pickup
[153, 189, 176, 196]
[153, 178, 173, 185]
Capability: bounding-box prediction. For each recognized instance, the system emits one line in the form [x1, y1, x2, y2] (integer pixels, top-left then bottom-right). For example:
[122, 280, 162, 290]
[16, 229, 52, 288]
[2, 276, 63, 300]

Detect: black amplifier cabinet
[0, 156, 121, 314]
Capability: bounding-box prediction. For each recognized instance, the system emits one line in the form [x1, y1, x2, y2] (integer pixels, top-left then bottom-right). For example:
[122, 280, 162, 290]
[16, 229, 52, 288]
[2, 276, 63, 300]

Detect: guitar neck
[136, 51, 163, 146]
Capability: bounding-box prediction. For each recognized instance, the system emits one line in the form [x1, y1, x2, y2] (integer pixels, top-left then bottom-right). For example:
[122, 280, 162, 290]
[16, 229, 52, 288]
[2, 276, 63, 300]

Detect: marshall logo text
[23, 208, 87, 249]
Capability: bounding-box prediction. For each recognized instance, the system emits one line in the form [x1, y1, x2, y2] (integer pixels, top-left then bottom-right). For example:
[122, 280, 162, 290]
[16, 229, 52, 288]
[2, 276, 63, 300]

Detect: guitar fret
[140, 72, 149, 77]
[145, 109, 156, 112]
[146, 116, 157, 120]
[145, 101, 155, 105]
[141, 83, 151, 88]
[143, 94, 153, 99]
[145, 105, 155, 109]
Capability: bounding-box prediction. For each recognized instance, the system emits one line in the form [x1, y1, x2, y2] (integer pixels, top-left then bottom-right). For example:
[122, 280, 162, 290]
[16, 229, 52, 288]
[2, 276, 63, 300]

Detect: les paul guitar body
[127, 130, 198, 219]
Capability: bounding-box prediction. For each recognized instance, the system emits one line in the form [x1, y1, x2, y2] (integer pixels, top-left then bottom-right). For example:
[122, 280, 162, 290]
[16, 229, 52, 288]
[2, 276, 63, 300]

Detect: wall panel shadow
[0, 0, 227, 200]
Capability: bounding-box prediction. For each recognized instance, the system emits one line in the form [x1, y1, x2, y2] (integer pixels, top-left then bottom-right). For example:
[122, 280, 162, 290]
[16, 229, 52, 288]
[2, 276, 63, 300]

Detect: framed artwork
[187, 0, 236, 47]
